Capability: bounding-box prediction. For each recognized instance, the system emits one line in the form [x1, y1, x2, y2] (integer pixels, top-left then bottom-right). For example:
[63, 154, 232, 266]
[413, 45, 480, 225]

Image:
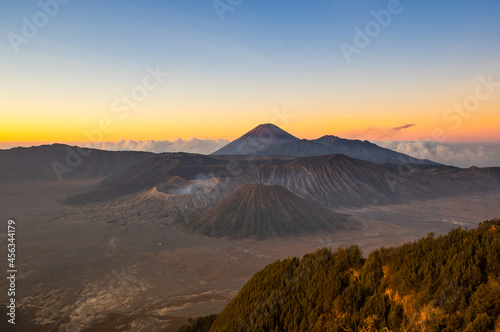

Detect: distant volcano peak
[212, 124, 299, 156]
[243, 123, 298, 140]
[211, 124, 440, 166]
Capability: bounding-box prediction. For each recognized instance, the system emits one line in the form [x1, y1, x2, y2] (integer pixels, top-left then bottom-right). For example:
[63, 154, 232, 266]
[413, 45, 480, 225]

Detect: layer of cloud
[343, 124, 416, 140]
[392, 124, 416, 131]
[3, 138, 498, 169]
[376, 140, 500, 168]
[87, 138, 229, 155]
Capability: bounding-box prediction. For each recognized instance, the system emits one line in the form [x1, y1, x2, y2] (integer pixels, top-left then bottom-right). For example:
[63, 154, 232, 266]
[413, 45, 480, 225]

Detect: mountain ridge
[63, 152, 500, 216]
[0, 144, 153, 183]
[212, 124, 440, 166]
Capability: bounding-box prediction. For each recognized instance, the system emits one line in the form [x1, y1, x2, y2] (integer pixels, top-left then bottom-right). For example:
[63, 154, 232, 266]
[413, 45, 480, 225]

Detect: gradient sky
[1, 0, 499, 147]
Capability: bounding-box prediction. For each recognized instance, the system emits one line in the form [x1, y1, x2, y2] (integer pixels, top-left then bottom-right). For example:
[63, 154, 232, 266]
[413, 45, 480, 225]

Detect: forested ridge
[179, 219, 500, 332]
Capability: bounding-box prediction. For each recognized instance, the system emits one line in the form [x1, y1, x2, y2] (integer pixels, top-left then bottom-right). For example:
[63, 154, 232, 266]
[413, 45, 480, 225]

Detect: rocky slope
[185, 184, 350, 239]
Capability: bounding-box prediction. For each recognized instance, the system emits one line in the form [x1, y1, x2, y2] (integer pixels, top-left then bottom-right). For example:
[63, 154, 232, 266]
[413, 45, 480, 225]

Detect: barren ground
[1, 181, 499, 331]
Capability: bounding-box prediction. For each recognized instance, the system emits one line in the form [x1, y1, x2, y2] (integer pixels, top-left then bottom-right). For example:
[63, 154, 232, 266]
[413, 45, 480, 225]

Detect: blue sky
[1, 0, 499, 146]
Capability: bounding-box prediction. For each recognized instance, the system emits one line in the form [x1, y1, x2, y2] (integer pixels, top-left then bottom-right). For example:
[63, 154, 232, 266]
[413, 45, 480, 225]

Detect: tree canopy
[180, 219, 500, 332]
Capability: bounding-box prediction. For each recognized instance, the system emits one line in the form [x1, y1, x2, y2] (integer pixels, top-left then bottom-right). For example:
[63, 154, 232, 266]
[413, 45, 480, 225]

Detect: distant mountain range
[2, 125, 499, 239]
[212, 124, 440, 166]
[64, 152, 500, 207]
[0, 144, 153, 183]
[61, 151, 500, 238]
[0, 124, 440, 183]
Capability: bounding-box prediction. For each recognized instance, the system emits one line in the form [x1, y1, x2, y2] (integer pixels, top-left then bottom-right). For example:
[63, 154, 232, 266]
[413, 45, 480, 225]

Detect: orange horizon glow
[2, 86, 499, 146]
[3, 93, 498, 145]
[2, 117, 499, 151]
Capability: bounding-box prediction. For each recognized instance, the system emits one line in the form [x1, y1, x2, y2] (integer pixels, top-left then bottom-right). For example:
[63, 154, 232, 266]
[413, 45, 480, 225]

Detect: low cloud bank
[377, 140, 500, 168]
[88, 138, 229, 155]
